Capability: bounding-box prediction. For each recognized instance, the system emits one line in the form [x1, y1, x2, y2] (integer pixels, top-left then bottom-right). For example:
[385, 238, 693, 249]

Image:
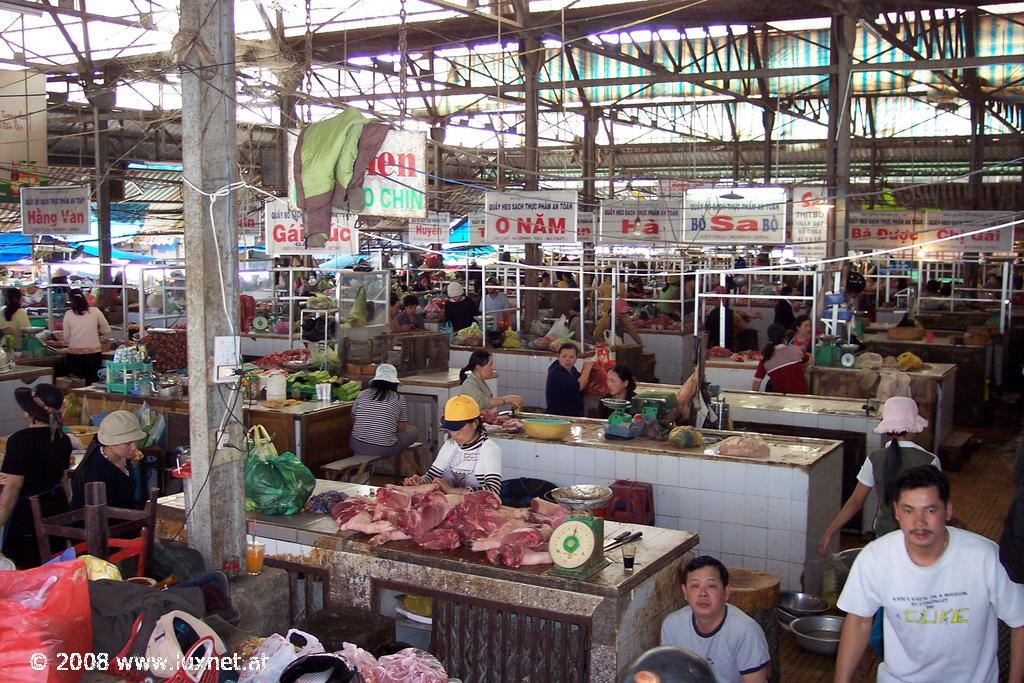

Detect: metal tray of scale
[549, 485, 613, 511]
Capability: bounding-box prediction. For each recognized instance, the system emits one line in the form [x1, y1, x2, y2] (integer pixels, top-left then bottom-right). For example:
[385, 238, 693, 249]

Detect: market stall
[450, 346, 600, 409]
[496, 416, 843, 592]
[158, 480, 699, 682]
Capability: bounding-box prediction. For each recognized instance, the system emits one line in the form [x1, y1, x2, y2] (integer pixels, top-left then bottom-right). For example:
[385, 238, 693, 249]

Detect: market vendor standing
[350, 364, 419, 458]
[404, 395, 501, 495]
[0, 385, 71, 568]
[1, 287, 30, 350]
[546, 343, 594, 417]
[443, 282, 479, 332]
[62, 291, 111, 384]
[459, 350, 522, 412]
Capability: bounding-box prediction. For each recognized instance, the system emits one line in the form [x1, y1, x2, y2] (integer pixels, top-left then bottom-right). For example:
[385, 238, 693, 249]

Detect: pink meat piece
[414, 527, 461, 551]
[338, 642, 378, 683]
[395, 491, 454, 543]
[369, 529, 411, 548]
[374, 648, 447, 683]
[481, 527, 546, 567]
[462, 489, 501, 509]
[517, 548, 554, 566]
[442, 503, 512, 542]
[468, 520, 533, 552]
[384, 481, 440, 495]
[718, 435, 771, 458]
[529, 506, 568, 528]
[530, 497, 566, 517]
[330, 496, 376, 527]
[372, 487, 413, 521]
[340, 511, 399, 535]
[501, 506, 531, 521]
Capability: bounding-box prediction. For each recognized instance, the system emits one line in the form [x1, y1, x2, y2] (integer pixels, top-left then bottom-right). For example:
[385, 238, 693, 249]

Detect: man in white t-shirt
[835, 465, 1024, 683]
[660, 555, 770, 683]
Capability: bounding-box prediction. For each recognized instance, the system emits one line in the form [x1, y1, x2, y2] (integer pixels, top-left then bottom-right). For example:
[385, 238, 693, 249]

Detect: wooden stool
[320, 454, 386, 483]
[727, 567, 780, 682]
[393, 441, 424, 484]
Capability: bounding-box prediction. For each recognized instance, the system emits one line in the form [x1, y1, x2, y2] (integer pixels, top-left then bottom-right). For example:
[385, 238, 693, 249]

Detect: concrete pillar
[84, 76, 114, 301]
[520, 31, 542, 322]
[179, 0, 246, 569]
[581, 106, 599, 278]
[827, 10, 856, 259]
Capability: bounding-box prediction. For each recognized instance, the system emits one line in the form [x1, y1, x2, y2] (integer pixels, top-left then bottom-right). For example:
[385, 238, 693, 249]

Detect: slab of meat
[718, 435, 771, 458]
[374, 648, 447, 683]
[373, 487, 413, 517]
[368, 529, 411, 548]
[330, 496, 377, 527]
[442, 500, 510, 542]
[517, 548, 554, 566]
[339, 511, 399, 535]
[413, 528, 461, 551]
[530, 497, 563, 517]
[481, 527, 547, 567]
[396, 491, 453, 540]
[461, 489, 501, 509]
[528, 497, 570, 527]
[384, 481, 440, 495]
[468, 520, 533, 551]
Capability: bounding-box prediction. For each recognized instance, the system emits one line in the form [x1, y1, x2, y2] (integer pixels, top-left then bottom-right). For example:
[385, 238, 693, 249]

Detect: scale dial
[548, 519, 597, 569]
[840, 352, 857, 368]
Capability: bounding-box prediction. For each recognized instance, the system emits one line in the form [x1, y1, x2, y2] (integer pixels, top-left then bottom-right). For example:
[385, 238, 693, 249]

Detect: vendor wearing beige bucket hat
[818, 396, 940, 556]
[70, 410, 146, 511]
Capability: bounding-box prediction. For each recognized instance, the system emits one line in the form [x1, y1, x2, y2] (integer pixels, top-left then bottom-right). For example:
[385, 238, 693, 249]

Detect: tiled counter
[496, 417, 843, 592]
[705, 358, 760, 391]
[636, 331, 692, 385]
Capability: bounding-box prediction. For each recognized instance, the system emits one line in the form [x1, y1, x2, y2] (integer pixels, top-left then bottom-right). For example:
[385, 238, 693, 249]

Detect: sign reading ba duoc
[408, 212, 450, 244]
[682, 187, 786, 245]
[20, 185, 91, 235]
[577, 211, 594, 241]
[848, 211, 919, 252]
[361, 130, 427, 219]
[598, 199, 684, 244]
[484, 190, 578, 244]
[264, 198, 359, 256]
[467, 212, 486, 246]
[791, 186, 829, 263]
[922, 211, 1014, 254]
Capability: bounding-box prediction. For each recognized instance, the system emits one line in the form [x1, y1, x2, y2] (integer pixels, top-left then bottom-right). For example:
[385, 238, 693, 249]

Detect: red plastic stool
[605, 480, 655, 525]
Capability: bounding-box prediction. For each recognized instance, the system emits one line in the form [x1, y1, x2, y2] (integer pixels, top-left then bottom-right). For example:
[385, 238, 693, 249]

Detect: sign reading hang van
[408, 212, 451, 244]
[20, 184, 92, 236]
[598, 199, 684, 244]
[682, 187, 787, 245]
[484, 190, 578, 244]
[263, 198, 359, 256]
[922, 211, 1014, 254]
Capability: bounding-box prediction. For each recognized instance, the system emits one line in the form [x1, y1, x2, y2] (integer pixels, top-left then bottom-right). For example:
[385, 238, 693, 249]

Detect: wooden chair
[30, 482, 158, 577]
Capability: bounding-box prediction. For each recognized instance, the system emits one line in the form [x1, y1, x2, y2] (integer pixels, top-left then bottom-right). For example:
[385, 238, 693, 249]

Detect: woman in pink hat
[817, 396, 940, 557]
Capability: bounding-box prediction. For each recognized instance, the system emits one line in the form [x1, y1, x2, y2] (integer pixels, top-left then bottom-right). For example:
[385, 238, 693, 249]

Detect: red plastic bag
[0, 560, 92, 682]
[584, 362, 609, 397]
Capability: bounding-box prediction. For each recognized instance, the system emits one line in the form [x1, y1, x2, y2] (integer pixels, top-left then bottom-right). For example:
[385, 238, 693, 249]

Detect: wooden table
[70, 387, 354, 475]
[158, 480, 699, 682]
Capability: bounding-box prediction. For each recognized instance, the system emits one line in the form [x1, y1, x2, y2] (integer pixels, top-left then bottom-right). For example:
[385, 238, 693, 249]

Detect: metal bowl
[779, 592, 830, 617]
[789, 615, 845, 656]
[776, 607, 799, 629]
[549, 485, 613, 510]
[834, 547, 862, 570]
[601, 398, 631, 410]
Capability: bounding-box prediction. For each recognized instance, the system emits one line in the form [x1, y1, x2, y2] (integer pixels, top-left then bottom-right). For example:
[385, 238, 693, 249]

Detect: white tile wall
[491, 435, 843, 591]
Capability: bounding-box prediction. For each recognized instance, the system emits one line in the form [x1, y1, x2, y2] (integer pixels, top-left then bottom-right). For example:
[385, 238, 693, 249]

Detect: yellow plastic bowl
[66, 425, 99, 447]
[522, 418, 571, 441]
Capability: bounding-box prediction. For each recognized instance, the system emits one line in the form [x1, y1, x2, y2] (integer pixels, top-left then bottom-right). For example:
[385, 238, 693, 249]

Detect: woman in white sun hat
[350, 364, 419, 460]
[817, 395, 940, 557]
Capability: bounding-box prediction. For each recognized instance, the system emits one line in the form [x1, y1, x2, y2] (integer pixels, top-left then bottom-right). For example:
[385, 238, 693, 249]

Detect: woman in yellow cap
[404, 395, 501, 495]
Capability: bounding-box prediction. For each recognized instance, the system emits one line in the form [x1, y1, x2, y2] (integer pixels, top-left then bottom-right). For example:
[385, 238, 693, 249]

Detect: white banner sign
[0, 71, 47, 186]
[848, 211, 919, 251]
[468, 212, 486, 245]
[577, 211, 594, 241]
[922, 211, 1014, 254]
[683, 187, 786, 244]
[20, 185, 91, 235]
[264, 198, 359, 256]
[598, 199, 684, 244]
[791, 186, 829, 263]
[408, 212, 450, 244]
[238, 199, 263, 235]
[288, 127, 427, 219]
[362, 130, 427, 218]
[484, 190, 577, 243]
[657, 179, 692, 197]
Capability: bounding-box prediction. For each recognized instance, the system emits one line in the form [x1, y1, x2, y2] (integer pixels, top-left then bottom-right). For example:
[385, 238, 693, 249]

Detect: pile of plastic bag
[455, 323, 483, 347]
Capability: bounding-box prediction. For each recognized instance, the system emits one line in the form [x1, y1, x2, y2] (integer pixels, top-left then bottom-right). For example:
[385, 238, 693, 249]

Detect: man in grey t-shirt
[660, 555, 770, 683]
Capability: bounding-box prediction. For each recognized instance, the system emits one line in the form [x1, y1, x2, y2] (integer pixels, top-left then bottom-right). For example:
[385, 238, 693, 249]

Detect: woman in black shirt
[0, 384, 71, 568]
[70, 410, 146, 511]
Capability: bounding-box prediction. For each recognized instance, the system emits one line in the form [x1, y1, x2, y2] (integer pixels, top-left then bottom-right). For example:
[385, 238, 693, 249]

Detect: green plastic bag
[243, 451, 315, 516]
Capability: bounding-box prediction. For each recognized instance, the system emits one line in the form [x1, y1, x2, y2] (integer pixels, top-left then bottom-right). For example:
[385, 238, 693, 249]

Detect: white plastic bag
[238, 629, 324, 683]
[545, 315, 570, 340]
[876, 370, 912, 403]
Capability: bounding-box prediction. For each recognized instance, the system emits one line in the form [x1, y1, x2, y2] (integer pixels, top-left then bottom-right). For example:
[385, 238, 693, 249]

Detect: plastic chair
[30, 482, 158, 577]
[605, 479, 655, 525]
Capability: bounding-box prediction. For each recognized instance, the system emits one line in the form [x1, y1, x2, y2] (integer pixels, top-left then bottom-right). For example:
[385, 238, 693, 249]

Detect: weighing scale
[602, 398, 640, 439]
[547, 485, 613, 580]
[815, 335, 841, 368]
[839, 344, 860, 368]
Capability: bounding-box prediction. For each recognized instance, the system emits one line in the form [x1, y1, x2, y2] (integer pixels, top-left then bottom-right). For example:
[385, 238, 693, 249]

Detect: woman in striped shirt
[404, 395, 501, 495]
[350, 364, 419, 458]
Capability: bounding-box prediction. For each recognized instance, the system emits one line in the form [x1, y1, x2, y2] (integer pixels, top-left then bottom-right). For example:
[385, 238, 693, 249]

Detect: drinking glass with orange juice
[246, 542, 265, 575]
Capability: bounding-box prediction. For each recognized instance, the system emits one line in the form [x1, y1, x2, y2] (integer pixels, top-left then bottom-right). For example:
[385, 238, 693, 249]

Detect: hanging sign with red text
[264, 198, 359, 256]
[577, 211, 594, 241]
[682, 187, 786, 245]
[484, 190, 577, 244]
[20, 184, 91, 235]
[598, 199, 684, 244]
[791, 186, 829, 263]
[922, 211, 1014, 254]
[468, 212, 486, 245]
[848, 211, 919, 252]
[408, 212, 450, 244]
